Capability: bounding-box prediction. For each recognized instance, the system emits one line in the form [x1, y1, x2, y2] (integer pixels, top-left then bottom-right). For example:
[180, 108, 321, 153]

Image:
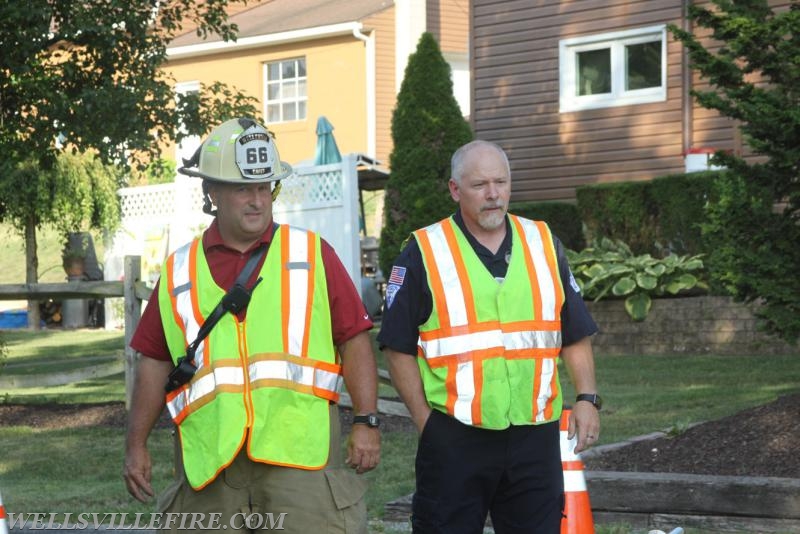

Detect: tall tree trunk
[25, 215, 41, 330]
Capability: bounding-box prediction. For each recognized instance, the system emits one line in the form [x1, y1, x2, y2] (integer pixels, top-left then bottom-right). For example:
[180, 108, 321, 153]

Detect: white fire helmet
[178, 118, 292, 184]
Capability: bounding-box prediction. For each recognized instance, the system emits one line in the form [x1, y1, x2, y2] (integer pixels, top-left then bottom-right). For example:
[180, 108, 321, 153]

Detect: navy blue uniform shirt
[377, 211, 598, 355]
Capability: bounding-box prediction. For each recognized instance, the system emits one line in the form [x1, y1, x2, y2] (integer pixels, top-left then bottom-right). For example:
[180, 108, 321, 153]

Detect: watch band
[575, 393, 602, 411]
[353, 413, 381, 428]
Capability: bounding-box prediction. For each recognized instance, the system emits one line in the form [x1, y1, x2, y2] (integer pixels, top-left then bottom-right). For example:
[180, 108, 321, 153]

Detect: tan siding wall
[364, 6, 396, 165]
[165, 35, 367, 165]
[472, 0, 686, 202]
[429, 0, 470, 53]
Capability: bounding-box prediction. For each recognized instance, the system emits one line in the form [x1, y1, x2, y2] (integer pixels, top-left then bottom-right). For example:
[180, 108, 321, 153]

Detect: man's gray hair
[451, 140, 510, 185]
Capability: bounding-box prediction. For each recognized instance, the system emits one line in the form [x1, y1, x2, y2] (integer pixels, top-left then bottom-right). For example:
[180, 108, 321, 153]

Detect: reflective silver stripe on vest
[286, 226, 311, 356]
[166, 365, 245, 419]
[425, 222, 470, 327]
[515, 217, 558, 321]
[171, 241, 206, 370]
[503, 330, 562, 351]
[249, 359, 342, 394]
[533, 357, 557, 423]
[420, 328, 561, 359]
[453, 360, 475, 425]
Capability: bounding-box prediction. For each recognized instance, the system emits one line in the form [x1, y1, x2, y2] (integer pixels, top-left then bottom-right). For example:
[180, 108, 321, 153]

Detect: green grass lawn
[0, 328, 798, 533]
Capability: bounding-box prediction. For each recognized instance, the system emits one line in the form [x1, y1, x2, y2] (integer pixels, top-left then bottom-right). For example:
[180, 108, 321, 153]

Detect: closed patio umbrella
[313, 115, 342, 165]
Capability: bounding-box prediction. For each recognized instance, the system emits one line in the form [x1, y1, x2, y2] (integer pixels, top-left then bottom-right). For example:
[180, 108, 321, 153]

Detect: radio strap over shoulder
[165, 243, 267, 392]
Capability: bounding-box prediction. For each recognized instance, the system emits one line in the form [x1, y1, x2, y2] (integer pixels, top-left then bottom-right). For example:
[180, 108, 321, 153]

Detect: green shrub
[576, 181, 657, 255]
[576, 171, 719, 259]
[509, 201, 585, 251]
[567, 237, 708, 321]
[702, 171, 800, 343]
[650, 171, 717, 255]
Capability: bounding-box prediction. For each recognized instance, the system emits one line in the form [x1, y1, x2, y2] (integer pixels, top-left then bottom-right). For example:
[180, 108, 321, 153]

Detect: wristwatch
[353, 413, 381, 428]
[576, 393, 603, 411]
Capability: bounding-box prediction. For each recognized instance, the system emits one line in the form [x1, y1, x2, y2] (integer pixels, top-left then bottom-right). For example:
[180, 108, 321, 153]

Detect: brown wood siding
[472, 0, 792, 201]
[364, 6, 396, 165]
[429, 0, 470, 54]
[473, 0, 685, 202]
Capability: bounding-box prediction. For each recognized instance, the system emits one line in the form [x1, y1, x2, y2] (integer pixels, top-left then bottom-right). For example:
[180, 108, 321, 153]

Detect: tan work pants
[156, 405, 368, 534]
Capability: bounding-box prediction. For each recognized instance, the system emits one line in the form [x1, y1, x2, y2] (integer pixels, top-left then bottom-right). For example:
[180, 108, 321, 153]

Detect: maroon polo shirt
[131, 219, 372, 361]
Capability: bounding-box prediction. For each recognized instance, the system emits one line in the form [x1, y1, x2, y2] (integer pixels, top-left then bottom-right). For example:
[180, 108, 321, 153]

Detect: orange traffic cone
[560, 408, 594, 534]
[0, 490, 9, 534]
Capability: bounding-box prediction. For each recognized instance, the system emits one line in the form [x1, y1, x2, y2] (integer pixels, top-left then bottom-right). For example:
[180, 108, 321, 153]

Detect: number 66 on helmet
[179, 117, 293, 210]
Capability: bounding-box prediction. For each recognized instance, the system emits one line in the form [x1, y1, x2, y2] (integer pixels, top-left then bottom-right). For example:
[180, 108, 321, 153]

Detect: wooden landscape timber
[587, 471, 800, 533]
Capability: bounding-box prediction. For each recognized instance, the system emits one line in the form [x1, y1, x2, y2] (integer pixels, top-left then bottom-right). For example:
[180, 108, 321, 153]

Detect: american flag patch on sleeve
[388, 266, 407, 285]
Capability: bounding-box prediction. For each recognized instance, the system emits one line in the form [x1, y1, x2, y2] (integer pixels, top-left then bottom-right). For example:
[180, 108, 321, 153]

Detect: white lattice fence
[105, 158, 362, 329]
[275, 167, 344, 207]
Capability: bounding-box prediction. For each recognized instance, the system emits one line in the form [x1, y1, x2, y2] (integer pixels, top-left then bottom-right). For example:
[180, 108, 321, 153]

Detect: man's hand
[568, 401, 600, 454]
[345, 425, 381, 474]
[124, 356, 172, 502]
[560, 337, 600, 453]
[124, 444, 154, 502]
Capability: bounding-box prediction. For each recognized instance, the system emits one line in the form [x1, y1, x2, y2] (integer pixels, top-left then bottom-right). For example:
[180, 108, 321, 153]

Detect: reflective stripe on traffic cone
[560, 408, 595, 534]
[0, 490, 9, 534]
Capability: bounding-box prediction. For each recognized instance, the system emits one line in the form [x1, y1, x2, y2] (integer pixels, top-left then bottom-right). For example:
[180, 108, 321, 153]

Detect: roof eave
[166, 21, 364, 60]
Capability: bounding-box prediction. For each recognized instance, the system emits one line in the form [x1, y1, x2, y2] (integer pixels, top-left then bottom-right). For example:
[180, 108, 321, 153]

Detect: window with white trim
[559, 25, 666, 112]
[264, 58, 307, 123]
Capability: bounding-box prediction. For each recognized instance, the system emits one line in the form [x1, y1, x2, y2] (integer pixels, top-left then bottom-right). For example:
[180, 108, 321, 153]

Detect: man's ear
[448, 179, 460, 202]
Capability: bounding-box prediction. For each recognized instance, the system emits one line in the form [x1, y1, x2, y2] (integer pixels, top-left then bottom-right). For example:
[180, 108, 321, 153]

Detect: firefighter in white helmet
[124, 118, 380, 533]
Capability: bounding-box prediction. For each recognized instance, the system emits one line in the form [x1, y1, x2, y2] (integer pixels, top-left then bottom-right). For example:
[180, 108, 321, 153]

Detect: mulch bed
[583, 392, 800, 479]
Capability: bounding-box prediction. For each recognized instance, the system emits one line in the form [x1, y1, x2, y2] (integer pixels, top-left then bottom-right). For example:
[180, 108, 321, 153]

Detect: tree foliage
[0, 0, 261, 327]
[0, 151, 120, 237]
[0, 0, 259, 170]
[378, 32, 473, 275]
[668, 1, 800, 343]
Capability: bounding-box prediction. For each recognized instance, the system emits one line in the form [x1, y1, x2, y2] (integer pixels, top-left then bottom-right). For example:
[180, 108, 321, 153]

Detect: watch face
[354, 414, 380, 427]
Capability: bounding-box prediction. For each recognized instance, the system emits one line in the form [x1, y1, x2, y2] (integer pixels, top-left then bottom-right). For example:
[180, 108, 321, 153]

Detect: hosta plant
[566, 238, 708, 321]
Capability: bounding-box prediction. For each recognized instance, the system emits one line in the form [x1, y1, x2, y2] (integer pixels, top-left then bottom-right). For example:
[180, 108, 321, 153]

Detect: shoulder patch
[385, 284, 401, 309]
[388, 266, 407, 285]
[569, 271, 581, 294]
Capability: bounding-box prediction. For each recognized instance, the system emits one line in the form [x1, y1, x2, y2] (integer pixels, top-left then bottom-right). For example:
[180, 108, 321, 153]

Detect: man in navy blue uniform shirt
[378, 139, 601, 534]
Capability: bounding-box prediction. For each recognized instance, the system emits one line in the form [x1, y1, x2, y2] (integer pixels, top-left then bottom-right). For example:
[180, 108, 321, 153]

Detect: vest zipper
[237, 318, 254, 429]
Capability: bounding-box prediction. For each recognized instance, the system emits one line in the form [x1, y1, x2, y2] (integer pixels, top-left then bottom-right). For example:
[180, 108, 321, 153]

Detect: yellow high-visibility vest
[414, 215, 565, 429]
[158, 225, 340, 489]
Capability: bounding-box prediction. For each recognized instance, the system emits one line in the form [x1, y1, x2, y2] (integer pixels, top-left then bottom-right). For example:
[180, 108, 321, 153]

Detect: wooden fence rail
[0, 256, 149, 408]
[0, 255, 403, 414]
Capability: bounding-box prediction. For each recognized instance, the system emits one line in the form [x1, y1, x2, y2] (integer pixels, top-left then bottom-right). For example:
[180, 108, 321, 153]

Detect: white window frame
[559, 25, 667, 113]
[263, 57, 307, 123]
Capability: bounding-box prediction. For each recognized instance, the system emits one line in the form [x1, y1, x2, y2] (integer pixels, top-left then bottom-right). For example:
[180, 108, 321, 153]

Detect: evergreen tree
[669, 1, 800, 343]
[378, 32, 473, 275]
